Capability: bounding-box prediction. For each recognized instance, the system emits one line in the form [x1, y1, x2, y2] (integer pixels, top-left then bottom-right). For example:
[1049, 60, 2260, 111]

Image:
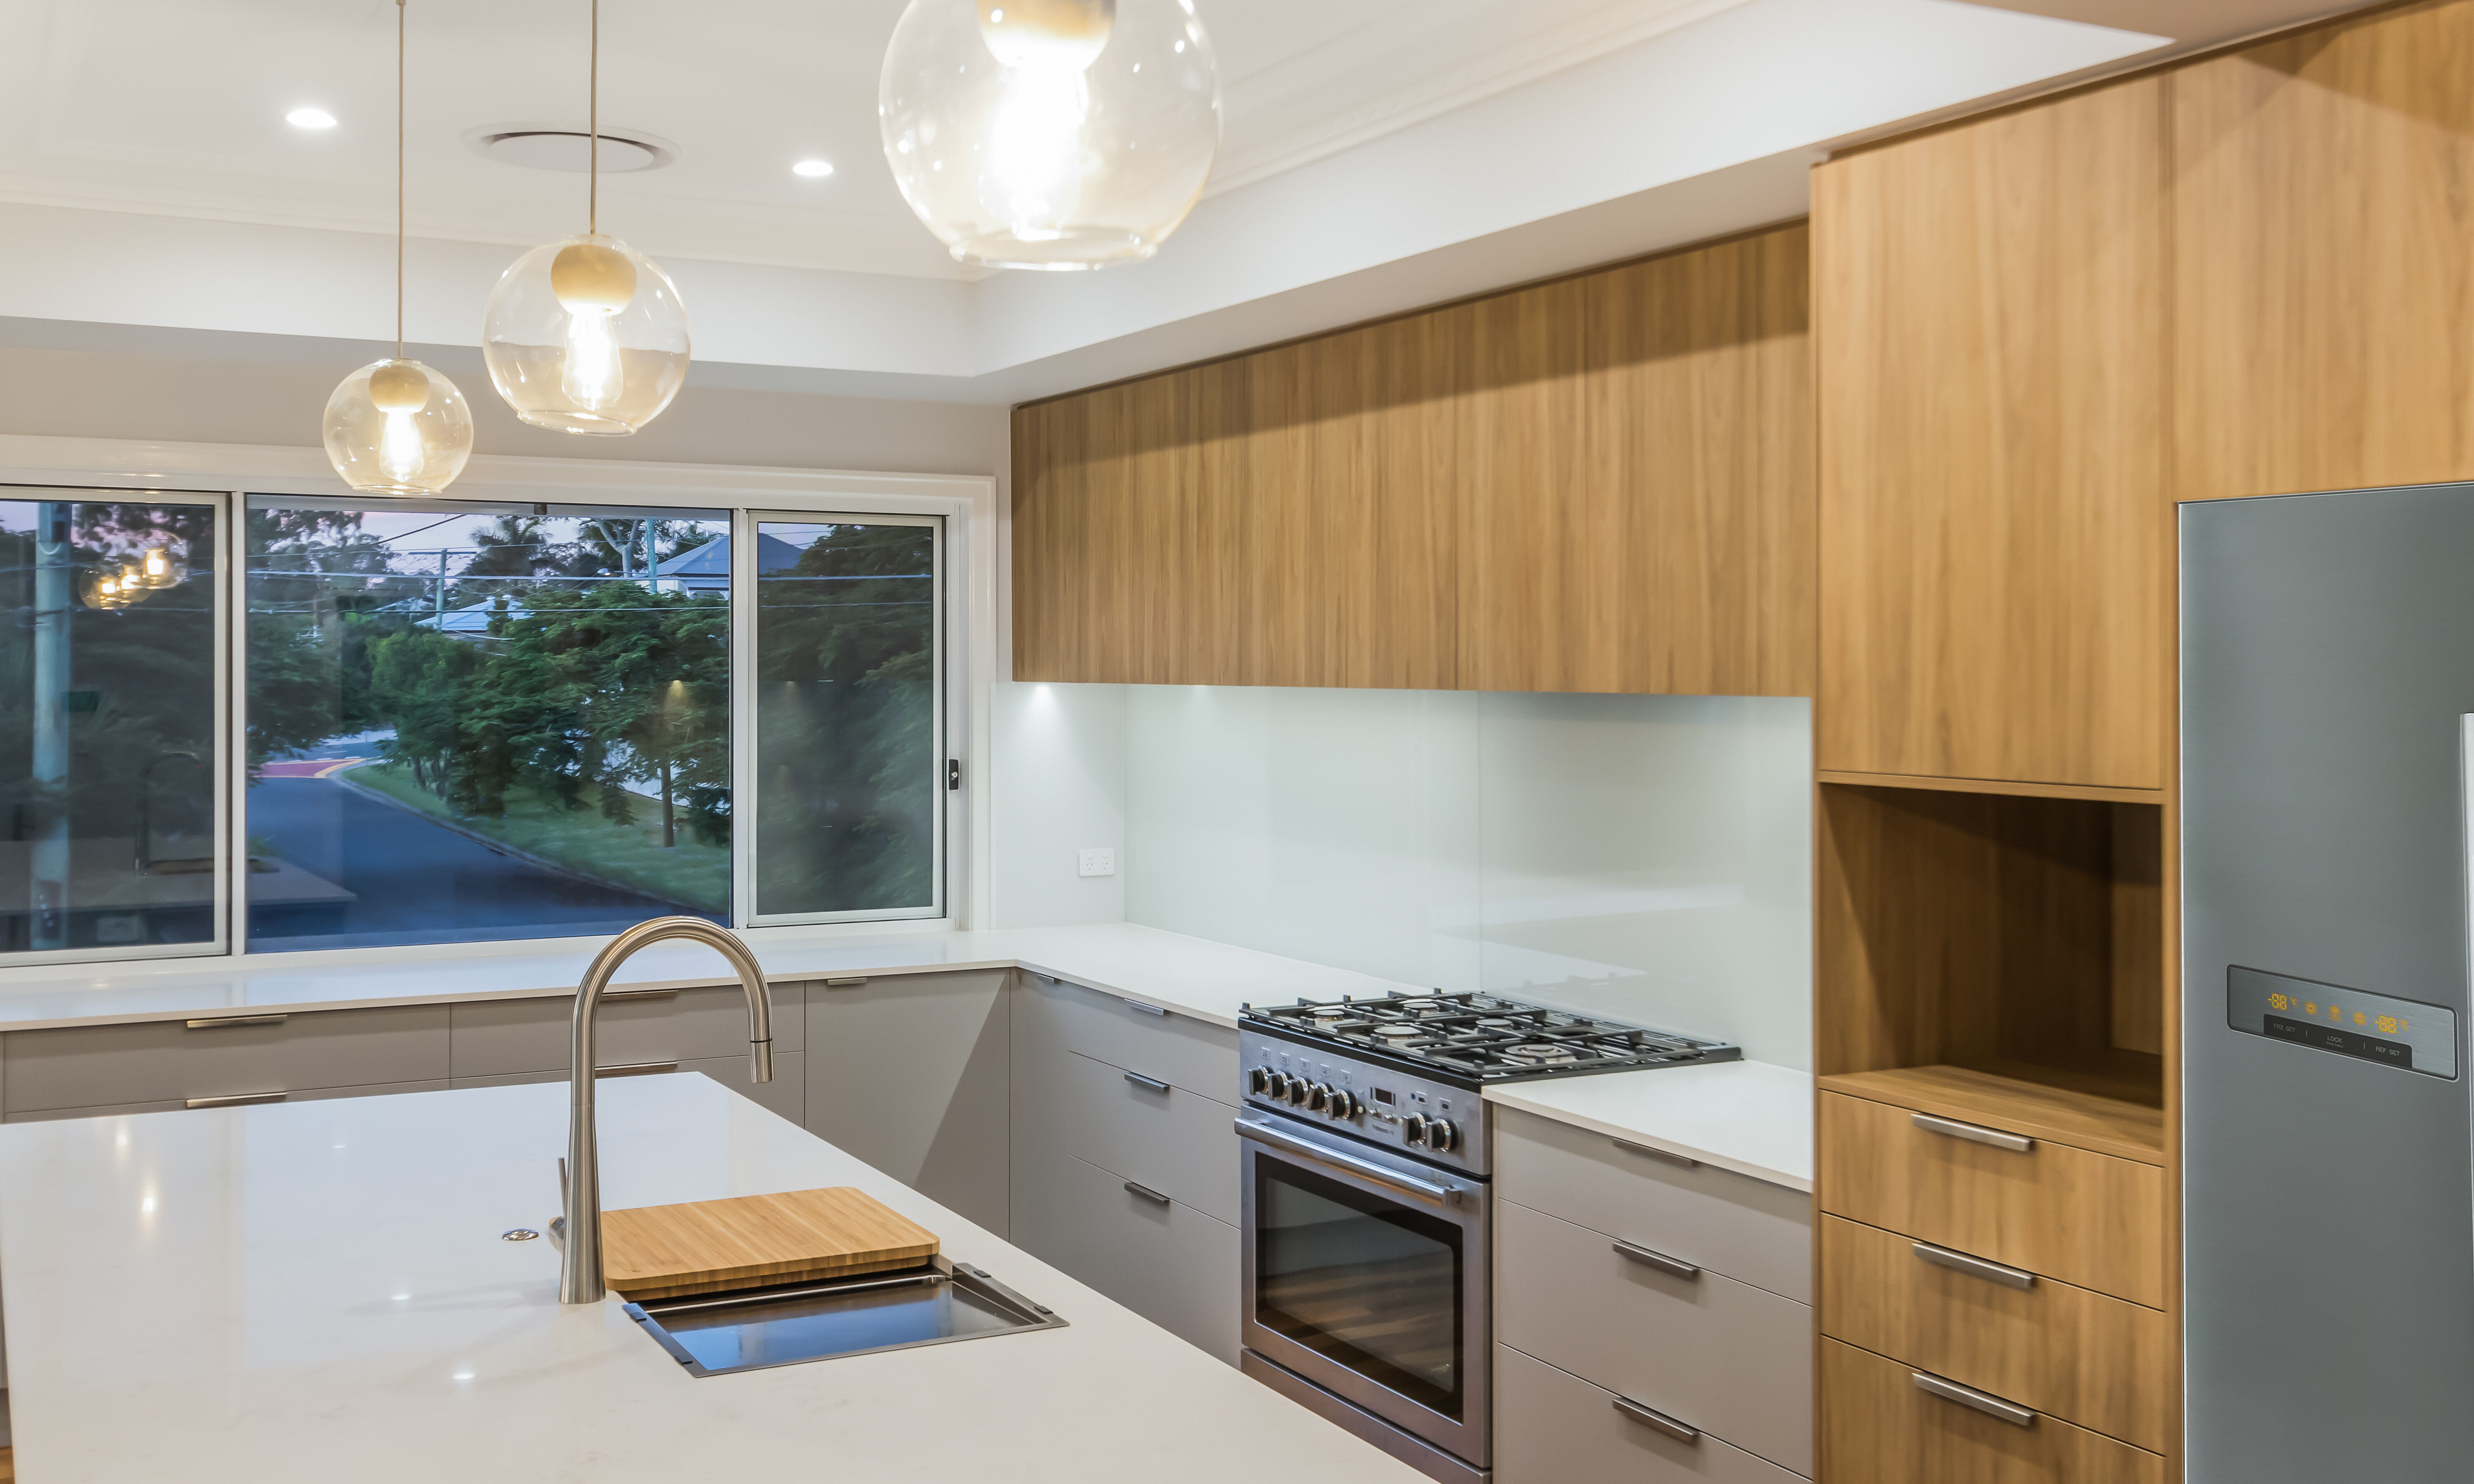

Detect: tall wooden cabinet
[1013, 222, 1814, 695]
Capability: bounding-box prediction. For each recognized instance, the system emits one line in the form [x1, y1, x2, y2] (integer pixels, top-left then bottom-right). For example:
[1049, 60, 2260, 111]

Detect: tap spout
[560, 916, 774, 1304]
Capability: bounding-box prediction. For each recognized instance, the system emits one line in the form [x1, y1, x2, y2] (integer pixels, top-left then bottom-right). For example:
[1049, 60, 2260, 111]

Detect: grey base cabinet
[803, 971, 1011, 1237]
[1013, 1146, 1239, 1361]
[1496, 1344, 1803, 1484]
[452, 1053, 806, 1127]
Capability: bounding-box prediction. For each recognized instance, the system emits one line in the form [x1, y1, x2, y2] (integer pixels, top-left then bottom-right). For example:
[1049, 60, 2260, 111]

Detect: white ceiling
[0, 0, 2373, 403]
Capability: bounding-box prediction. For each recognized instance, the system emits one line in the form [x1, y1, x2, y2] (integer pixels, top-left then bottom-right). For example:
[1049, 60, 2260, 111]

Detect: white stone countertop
[0, 1075, 1427, 1483]
[0, 922, 1427, 1033]
[1483, 1059, 1814, 1192]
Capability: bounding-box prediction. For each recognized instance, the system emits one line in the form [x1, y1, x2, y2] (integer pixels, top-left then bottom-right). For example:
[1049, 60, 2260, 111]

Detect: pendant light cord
[588, 0, 599, 235]
[396, 0, 407, 359]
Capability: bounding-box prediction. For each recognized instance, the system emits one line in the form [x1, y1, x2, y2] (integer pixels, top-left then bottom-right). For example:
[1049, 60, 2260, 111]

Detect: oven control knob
[1286, 1078, 1312, 1107]
[1262, 1071, 1289, 1099]
[1248, 1068, 1271, 1096]
[1306, 1082, 1333, 1111]
[1403, 1114, 1430, 1146]
[1326, 1090, 1358, 1120]
[1425, 1118, 1459, 1153]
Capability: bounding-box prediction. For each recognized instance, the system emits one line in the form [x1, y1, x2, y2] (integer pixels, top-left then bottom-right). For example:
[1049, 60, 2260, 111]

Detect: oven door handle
[1235, 1116, 1463, 1206]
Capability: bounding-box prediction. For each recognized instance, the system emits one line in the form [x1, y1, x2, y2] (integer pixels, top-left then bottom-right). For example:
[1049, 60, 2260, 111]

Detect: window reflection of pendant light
[322, 0, 475, 496]
[482, 0, 689, 435]
[880, 0, 1220, 270]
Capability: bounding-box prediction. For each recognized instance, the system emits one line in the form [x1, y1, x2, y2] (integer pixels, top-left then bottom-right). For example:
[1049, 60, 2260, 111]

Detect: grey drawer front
[2, 1006, 451, 1114]
[1498, 1200, 1813, 1474]
[3, 1078, 453, 1123]
[1496, 1344, 1805, 1484]
[448, 983, 800, 1078]
[452, 1051, 804, 1127]
[1496, 1106, 1812, 1303]
[1050, 1047, 1240, 1224]
[1011, 1146, 1239, 1362]
[1016, 973, 1237, 1100]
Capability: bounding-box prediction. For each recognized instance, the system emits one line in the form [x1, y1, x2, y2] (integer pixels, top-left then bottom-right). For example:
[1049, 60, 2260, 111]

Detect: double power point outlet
[1077, 847, 1117, 878]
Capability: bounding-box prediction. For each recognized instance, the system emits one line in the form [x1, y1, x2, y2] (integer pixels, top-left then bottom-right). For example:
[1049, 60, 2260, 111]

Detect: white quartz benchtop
[1484, 1059, 1814, 1192]
[0, 922, 1426, 1033]
[0, 1075, 1427, 1483]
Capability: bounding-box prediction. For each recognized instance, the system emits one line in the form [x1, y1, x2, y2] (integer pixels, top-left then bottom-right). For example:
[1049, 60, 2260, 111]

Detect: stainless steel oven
[1237, 1111, 1489, 1477]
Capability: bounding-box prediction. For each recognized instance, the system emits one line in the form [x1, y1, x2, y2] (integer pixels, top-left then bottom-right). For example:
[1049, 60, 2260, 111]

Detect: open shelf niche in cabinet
[1814, 780, 2166, 1159]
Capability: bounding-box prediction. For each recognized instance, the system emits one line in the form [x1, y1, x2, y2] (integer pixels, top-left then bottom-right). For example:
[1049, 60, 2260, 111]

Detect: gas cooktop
[1242, 990, 1738, 1086]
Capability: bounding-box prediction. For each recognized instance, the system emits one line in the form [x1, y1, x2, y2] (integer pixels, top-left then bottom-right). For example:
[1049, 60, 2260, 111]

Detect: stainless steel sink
[623, 1257, 1067, 1377]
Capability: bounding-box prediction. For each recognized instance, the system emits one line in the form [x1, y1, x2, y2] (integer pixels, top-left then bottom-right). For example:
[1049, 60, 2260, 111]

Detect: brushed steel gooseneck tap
[560, 916, 773, 1304]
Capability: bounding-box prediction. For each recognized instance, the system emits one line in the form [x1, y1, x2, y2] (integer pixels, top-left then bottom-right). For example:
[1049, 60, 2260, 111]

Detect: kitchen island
[0, 1074, 1424, 1482]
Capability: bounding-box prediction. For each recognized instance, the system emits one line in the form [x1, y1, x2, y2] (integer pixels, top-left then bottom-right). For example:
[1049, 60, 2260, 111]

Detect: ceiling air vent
[464, 124, 679, 174]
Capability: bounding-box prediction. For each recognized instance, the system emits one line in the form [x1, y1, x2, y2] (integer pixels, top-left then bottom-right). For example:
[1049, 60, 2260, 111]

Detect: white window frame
[0, 434, 997, 978]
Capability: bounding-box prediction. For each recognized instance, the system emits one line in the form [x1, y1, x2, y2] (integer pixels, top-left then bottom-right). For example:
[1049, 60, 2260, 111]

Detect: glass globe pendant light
[880, 0, 1221, 270]
[322, 0, 475, 496]
[482, 0, 689, 435]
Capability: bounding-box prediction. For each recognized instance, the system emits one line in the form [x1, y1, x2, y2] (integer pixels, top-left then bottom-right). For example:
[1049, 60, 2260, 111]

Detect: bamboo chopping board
[601, 1187, 938, 1301]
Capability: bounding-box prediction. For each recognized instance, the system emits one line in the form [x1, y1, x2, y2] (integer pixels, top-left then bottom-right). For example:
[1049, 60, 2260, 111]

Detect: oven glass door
[1240, 1122, 1489, 1464]
[1255, 1158, 1465, 1417]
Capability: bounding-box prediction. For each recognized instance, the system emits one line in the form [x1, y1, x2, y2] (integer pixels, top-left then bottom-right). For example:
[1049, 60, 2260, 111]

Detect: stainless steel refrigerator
[2182, 484, 2474, 1482]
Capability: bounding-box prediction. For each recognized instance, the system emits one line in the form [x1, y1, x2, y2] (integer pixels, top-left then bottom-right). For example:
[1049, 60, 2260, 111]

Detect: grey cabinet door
[1011, 1144, 1239, 1363]
[1497, 1200, 1812, 1475]
[2, 1006, 451, 1114]
[448, 983, 802, 1080]
[805, 971, 1009, 1237]
[451, 1052, 805, 1127]
[1015, 972, 1237, 1099]
[1496, 1106, 1811, 1303]
[1495, 1344, 1805, 1484]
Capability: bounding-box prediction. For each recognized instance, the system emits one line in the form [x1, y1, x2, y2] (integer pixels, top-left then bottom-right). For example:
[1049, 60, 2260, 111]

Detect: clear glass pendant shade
[482, 232, 689, 435]
[880, 0, 1220, 270]
[322, 358, 475, 496]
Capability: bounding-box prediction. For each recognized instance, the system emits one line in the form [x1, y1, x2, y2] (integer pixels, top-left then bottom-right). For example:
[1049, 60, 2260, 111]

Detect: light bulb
[561, 308, 624, 411]
[982, 65, 1090, 235]
[378, 409, 428, 483]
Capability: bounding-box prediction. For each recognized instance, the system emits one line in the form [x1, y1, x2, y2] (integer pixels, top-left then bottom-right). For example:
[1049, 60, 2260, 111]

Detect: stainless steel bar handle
[824, 977, 868, 989]
[600, 987, 678, 1001]
[1124, 1180, 1172, 1205]
[186, 1091, 286, 1109]
[1612, 1137, 1701, 1169]
[1234, 1117, 1460, 1205]
[1122, 998, 1169, 1017]
[1912, 1112, 2035, 1153]
[593, 1060, 680, 1078]
[1913, 1240, 2037, 1290]
[1912, 1371, 2037, 1427]
[1123, 1070, 1171, 1094]
[185, 1014, 287, 1030]
[1613, 1239, 1701, 1280]
[1611, 1396, 1700, 1443]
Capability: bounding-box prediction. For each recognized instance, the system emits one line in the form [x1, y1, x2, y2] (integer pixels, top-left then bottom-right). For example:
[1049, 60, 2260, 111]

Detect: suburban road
[245, 742, 699, 950]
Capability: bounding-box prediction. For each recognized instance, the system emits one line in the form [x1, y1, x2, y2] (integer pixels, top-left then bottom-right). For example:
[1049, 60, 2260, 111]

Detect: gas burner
[1471, 1016, 1525, 1031]
[1373, 1025, 1426, 1043]
[1500, 1043, 1581, 1066]
[1309, 1006, 1352, 1024]
[1399, 1000, 1459, 1020]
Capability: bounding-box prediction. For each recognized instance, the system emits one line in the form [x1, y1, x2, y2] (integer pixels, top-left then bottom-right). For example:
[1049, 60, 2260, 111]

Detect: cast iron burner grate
[1242, 990, 1738, 1082]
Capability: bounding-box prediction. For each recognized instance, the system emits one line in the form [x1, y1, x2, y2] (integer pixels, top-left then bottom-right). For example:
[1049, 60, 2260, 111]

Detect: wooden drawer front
[1818, 1092, 2164, 1307]
[1016, 972, 1237, 1100]
[1011, 1146, 1239, 1361]
[1051, 1047, 1239, 1224]
[2, 1078, 452, 1123]
[1820, 1216, 2167, 1453]
[453, 1052, 806, 1129]
[1822, 1339, 2163, 1484]
[1496, 1106, 1812, 1303]
[1498, 1200, 1813, 1475]
[2, 1006, 450, 1114]
[448, 983, 803, 1080]
[1497, 1343, 1804, 1484]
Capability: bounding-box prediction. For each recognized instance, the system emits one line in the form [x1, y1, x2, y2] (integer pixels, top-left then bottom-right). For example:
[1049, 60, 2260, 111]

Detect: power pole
[30, 501, 71, 951]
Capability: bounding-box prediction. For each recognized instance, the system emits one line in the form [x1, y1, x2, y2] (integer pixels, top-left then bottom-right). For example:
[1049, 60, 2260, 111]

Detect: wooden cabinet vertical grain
[1814, 77, 2168, 788]
[2175, 0, 2474, 502]
[1010, 222, 1813, 694]
[1460, 223, 1814, 696]
[1821, 1339, 2165, 1484]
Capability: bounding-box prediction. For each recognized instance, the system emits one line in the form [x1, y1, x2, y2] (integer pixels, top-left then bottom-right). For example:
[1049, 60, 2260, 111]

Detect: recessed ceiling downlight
[792, 158, 835, 178]
[465, 124, 678, 174]
[287, 106, 337, 130]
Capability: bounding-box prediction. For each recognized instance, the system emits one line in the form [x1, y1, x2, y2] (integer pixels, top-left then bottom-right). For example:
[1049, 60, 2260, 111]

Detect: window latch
[947, 758, 962, 791]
